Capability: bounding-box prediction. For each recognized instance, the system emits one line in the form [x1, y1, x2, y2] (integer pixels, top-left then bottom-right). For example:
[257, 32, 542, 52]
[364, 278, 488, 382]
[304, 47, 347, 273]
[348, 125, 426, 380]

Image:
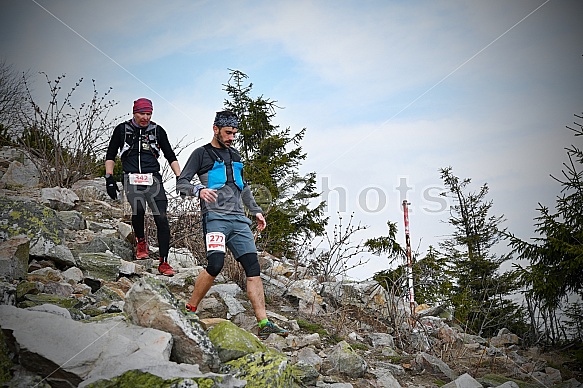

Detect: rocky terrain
[0, 145, 582, 388]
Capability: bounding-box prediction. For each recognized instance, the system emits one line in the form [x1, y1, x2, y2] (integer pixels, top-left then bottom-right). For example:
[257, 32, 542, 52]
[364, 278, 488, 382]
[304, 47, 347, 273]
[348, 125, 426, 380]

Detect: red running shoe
[136, 238, 149, 259]
[158, 261, 175, 276]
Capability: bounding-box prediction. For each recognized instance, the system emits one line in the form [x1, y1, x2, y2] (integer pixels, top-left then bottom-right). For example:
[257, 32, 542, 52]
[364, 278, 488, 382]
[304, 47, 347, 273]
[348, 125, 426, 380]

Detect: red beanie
[133, 98, 153, 113]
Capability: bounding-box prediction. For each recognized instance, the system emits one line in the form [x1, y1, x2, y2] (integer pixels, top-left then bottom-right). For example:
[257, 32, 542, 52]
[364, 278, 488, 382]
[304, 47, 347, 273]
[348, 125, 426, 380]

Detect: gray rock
[30, 238, 76, 267]
[327, 340, 367, 378]
[27, 303, 72, 319]
[79, 236, 134, 262]
[496, 382, 520, 388]
[368, 332, 395, 348]
[0, 160, 39, 188]
[371, 369, 402, 388]
[57, 210, 86, 230]
[0, 235, 29, 281]
[414, 352, 458, 382]
[77, 252, 120, 282]
[209, 283, 247, 318]
[62, 267, 84, 285]
[71, 178, 110, 202]
[0, 305, 173, 387]
[41, 187, 79, 211]
[124, 277, 221, 372]
[297, 346, 323, 371]
[442, 373, 482, 388]
[293, 360, 320, 386]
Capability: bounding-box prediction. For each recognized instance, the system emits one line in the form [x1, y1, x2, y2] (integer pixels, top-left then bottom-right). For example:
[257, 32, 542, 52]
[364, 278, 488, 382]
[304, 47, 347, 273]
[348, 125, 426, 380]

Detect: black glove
[105, 174, 119, 199]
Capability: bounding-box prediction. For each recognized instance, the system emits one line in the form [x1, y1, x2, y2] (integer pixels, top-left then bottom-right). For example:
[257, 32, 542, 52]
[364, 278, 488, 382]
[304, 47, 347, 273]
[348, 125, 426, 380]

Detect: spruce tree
[439, 167, 524, 337]
[507, 112, 583, 343]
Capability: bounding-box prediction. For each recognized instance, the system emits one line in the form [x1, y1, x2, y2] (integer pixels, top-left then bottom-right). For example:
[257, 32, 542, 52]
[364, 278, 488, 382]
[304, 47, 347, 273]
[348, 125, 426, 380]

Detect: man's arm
[156, 126, 179, 165]
[241, 185, 266, 230]
[105, 160, 115, 175]
[176, 147, 205, 196]
[169, 160, 181, 177]
[104, 124, 122, 175]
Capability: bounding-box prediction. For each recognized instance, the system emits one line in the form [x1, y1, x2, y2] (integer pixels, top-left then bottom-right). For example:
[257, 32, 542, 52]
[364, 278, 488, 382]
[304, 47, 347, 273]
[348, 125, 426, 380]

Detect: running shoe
[158, 261, 175, 276]
[185, 303, 199, 321]
[136, 238, 149, 259]
[258, 321, 289, 340]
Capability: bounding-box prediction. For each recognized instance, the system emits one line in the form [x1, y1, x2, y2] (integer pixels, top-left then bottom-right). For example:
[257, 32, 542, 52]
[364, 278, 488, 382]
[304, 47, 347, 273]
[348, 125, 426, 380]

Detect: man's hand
[255, 213, 267, 232]
[199, 188, 218, 203]
[105, 174, 119, 200]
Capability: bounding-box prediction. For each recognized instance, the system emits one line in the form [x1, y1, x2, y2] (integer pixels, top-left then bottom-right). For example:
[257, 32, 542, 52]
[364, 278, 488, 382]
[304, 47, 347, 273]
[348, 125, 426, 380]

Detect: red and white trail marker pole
[402, 200, 415, 316]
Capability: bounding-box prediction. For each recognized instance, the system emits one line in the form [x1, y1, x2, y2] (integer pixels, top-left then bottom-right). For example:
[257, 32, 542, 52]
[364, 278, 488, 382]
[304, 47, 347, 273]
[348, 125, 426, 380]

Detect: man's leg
[188, 269, 216, 309]
[246, 276, 267, 321]
[147, 180, 174, 275]
[187, 251, 224, 311]
[237, 252, 289, 339]
[126, 181, 148, 259]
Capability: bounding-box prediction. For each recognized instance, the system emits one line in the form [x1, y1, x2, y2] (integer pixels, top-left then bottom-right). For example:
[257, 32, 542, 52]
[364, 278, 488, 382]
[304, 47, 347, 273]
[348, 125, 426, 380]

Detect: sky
[2, 0, 582, 281]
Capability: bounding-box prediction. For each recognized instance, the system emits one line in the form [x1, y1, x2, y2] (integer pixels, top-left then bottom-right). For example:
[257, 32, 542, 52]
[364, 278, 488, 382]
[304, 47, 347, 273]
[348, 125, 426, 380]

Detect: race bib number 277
[206, 232, 226, 252]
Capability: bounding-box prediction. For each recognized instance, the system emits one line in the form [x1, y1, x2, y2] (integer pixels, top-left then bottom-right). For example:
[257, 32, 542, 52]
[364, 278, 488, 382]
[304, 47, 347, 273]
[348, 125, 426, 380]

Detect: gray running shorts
[203, 212, 257, 258]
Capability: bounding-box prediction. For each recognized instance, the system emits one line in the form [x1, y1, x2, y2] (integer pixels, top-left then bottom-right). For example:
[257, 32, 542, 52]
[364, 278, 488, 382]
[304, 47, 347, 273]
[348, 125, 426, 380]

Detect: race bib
[206, 232, 226, 252]
[128, 173, 153, 186]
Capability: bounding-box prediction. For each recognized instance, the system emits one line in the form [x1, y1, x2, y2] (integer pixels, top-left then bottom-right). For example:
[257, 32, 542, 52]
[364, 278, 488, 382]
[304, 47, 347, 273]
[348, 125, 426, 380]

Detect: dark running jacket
[105, 120, 178, 175]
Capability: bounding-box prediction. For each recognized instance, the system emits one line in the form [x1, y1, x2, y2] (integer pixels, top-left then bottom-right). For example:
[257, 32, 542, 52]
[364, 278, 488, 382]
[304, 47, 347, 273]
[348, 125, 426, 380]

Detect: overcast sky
[2, 0, 582, 280]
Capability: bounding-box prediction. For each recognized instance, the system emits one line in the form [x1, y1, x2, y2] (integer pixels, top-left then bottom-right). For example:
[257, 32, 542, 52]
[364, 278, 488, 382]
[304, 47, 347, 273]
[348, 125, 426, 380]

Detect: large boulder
[0, 160, 40, 189]
[208, 320, 266, 362]
[0, 305, 172, 387]
[220, 350, 294, 388]
[0, 197, 75, 267]
[123, 276, 221, 372]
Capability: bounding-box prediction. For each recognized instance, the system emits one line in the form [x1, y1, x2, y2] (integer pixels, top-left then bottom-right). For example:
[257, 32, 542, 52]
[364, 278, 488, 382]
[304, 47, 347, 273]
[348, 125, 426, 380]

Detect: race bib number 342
[206, 232, 226, 252]
[128, 173, 153, 186]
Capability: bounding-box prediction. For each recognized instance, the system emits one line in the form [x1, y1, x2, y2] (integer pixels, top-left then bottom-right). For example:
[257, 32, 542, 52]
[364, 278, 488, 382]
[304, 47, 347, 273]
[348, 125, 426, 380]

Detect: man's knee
[206, 251, 225, 277]
[237, 252, 260, 277]
[154, 213, 170, 233]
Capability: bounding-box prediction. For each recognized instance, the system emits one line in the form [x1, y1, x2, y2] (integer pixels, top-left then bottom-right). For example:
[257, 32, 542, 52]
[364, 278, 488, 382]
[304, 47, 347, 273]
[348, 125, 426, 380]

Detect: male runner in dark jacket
[105, 98, 180, 276]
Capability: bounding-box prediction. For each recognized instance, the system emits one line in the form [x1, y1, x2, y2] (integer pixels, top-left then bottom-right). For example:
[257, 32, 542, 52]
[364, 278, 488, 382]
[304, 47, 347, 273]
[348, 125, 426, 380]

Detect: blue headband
[214, 113, 238, 128]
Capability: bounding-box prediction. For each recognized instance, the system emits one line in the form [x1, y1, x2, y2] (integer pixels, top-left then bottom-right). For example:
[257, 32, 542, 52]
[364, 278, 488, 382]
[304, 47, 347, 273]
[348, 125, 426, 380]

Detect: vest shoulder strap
[203, 143, 222, 162]
[202, 144, 242, 162]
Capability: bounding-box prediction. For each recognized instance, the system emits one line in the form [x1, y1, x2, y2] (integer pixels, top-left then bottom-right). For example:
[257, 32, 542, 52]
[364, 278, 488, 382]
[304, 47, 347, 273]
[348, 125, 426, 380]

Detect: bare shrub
[19, 73, 122, 188]
[303, 212, 369, 281]
[0, 60, 30, 133]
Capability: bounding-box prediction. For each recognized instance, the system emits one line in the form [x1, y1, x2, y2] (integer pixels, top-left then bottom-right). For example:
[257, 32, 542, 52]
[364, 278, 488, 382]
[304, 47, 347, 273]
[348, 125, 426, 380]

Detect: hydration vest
[203, 143, 244, 191]
[119, 121, 161, 159]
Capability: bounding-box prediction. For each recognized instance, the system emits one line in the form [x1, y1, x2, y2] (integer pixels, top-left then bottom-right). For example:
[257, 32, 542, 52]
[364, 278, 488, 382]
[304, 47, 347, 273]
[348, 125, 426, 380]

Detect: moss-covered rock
[291, 361, 319, 387]
[0, 197, 63, 244]
[221, 350, 294, 388]
[0, 329, 13, 384]
[15, 281, 43, 301]
[83, 370, 223, 388]
[86, 370, 239, 388]
[77, 253, 120, 282]
[478, 373, 541, 388]
[81, 307, 107, 317]
[19, 293, 81, 309]
[208, 320, 267, 362]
